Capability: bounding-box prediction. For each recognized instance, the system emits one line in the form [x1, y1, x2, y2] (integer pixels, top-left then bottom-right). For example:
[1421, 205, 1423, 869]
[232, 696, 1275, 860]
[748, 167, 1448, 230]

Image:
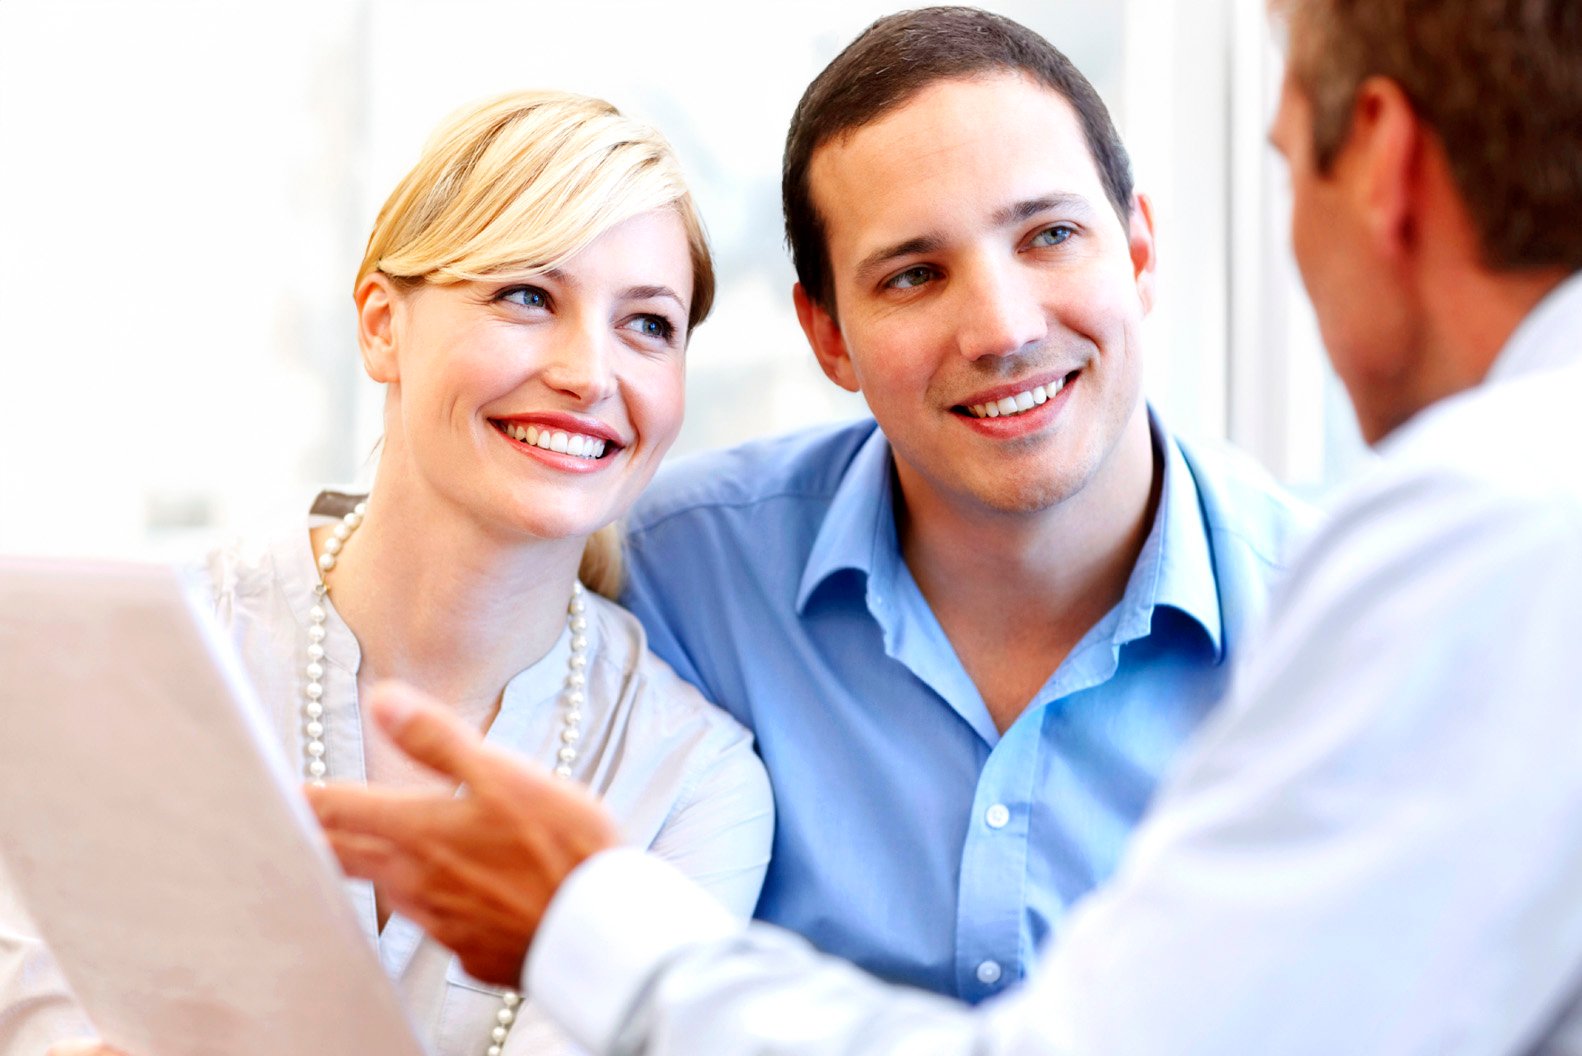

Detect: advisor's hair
[360, 89, 714, 597]
[1278, 0, 1582, 271]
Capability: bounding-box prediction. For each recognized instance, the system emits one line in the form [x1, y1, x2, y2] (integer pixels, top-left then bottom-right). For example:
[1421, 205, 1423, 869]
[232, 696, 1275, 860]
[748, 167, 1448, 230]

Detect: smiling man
[610, 5, 1309, 1002]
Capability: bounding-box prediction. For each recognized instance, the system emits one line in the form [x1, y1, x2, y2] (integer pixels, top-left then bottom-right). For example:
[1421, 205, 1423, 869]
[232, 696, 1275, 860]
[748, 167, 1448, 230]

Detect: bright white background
[0, 0, 1365, 558]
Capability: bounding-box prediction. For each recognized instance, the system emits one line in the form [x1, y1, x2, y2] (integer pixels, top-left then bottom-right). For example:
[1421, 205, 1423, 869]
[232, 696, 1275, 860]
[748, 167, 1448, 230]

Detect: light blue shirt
[620, 411, 1311, 1001]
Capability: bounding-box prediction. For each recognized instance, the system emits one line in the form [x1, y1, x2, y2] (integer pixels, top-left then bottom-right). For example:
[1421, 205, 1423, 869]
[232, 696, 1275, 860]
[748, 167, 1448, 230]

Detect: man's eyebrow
[853, 194, 1098, 281]
[991, 193, 1094, 226]
[855, 235, 945, 281]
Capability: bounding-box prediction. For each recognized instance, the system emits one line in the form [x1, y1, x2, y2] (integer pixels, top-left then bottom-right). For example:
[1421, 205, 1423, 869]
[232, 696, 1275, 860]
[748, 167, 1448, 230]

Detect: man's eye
[886, 265, 937, 290]
[1029, 225, 1075, 248]
[500, 286, 550, 308]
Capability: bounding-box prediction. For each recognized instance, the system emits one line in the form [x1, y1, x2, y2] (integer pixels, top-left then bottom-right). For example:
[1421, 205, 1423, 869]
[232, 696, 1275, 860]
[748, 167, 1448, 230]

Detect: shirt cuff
[524, 847, 744, 1053]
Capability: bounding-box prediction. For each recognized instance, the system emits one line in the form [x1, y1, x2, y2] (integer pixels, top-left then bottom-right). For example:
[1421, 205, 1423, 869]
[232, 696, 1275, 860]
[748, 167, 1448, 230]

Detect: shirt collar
[1488, 270, 1582, 384]
[796, 423, 896, 613]
[1114, 410, 1224, 659]
[794, 413, 1224, 657]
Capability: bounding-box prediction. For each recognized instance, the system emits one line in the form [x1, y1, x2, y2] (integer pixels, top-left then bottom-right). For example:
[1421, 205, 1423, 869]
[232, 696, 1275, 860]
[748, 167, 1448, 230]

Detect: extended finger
[306, 780, 453, 842]
[320, 826, 402, 882]
[366, 680, 490, 786]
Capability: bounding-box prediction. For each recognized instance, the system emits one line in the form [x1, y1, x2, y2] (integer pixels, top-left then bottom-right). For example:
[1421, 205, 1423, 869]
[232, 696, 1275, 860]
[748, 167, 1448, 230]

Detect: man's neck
[897, 405, 1161, 734]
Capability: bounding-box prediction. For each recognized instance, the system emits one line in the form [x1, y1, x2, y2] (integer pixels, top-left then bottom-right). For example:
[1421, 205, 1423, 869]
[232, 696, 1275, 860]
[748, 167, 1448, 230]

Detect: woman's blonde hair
[358, 89, 716, 599]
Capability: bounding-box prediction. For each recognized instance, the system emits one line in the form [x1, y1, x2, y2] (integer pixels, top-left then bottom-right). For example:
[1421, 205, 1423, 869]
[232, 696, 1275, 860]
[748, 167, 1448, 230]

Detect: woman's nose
[541, 315, 618, 404]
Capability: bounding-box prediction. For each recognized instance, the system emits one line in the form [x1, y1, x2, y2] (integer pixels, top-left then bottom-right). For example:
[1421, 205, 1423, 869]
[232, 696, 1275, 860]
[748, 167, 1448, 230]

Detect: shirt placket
[954, 717, 1041, 1001]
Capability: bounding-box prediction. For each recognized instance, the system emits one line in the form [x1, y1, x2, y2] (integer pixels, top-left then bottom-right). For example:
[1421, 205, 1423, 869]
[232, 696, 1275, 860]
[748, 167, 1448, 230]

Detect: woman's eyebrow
[621, 284, 686, 308]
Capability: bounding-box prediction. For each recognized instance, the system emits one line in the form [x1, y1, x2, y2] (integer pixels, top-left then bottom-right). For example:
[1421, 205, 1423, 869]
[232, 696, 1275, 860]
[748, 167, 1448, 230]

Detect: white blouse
[0, 495, 774, 1056]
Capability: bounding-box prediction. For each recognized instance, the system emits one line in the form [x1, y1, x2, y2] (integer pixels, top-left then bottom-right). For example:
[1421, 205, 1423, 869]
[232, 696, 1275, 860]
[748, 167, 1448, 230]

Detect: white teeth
[497, 421, 610, 460]
[966, 377, 1068, 420]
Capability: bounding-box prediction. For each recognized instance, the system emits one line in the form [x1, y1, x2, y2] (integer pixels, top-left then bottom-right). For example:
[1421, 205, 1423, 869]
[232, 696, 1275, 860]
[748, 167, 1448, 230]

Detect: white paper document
[0, 556, 428, 1056]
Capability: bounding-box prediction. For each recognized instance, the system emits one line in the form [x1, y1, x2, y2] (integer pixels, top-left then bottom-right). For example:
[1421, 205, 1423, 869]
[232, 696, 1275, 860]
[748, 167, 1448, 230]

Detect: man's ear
[793, 283, 859, 393]
[1348, 76, 1419, 264]
[355, 272, 402, 383]
[1127, 192, 1158, 316]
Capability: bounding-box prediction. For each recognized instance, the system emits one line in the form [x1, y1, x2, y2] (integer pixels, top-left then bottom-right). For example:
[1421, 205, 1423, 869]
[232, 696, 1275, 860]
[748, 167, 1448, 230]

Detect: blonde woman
[2, 90, 773, 1056]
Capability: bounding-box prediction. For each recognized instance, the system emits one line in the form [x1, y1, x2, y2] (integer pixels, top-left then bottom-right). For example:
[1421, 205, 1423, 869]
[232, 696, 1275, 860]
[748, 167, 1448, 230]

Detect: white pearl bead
[308, 759, 327, 778]
[307, 643, 325, 661]
[353, 501, 368, 516]
[566, 673, 585, 689]
[562, 709, 582, 726]
[332, 522, 350, 540]
[558, 746, 577, 763]
[318, 553, 336, 571]
[305, 681, 323, 699]
[306, 661, 324, 680]
[305, 721, 324, 739]
[560, 727, 580, 744]
[570, 655, 587, 670]
[309, 605, 327, 623]
[503, 992, 521, 1007]
[487, 1047, 502, 1056]
[307, 624, 327, 643]
[491, 1025, 508, 1043]
[305, 701, 324, 719]
[554, 765, 572, 779]
[307, 740, 325, 758]
[323, 537, 341, 556]
[497, 1007, 516, 1025]
[571, 636, 588, 652]
[571, 616, 587, 632]
[345, 513, 362, 529]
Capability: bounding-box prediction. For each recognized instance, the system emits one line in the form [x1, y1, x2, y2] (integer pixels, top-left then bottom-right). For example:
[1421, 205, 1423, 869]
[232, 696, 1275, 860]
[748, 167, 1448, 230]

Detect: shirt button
[976, 960, 1003, 985]
[985, 803, 1011, 829]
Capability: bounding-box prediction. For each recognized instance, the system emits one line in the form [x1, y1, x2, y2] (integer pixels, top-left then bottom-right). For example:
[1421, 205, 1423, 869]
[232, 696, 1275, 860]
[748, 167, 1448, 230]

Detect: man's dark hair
[781, 5, 1135, 313]
[1279, 0, 1582, 272]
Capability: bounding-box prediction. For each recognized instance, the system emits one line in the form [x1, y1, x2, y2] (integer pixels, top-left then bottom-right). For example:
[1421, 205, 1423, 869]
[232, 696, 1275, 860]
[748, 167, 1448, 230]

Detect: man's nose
[952, 258, 1048, 361]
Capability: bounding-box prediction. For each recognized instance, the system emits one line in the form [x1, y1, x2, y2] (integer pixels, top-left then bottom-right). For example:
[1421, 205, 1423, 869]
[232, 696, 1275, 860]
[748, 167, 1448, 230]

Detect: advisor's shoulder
[628, 418, 879, 533]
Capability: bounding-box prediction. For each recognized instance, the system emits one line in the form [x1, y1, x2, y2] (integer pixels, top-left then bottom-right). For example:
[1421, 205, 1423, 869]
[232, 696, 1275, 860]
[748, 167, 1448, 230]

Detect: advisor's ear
[793, 283, 859, 393]
[1127, 192, 1158, 316]
[1349, 75, 1420, 264]
[355, 272, 402, 384]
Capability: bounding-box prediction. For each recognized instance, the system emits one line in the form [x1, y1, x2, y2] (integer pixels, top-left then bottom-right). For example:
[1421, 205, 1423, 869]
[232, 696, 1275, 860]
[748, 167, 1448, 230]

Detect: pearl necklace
[307, 498, 589, 1056]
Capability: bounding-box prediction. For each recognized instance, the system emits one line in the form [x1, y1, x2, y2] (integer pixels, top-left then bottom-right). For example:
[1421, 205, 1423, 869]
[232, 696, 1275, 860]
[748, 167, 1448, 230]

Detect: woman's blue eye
[631, 315, 675, 341]
[1030, 225, 1075, 247]
[501, 286, 549, 308]
[887, 265, 936, 290]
